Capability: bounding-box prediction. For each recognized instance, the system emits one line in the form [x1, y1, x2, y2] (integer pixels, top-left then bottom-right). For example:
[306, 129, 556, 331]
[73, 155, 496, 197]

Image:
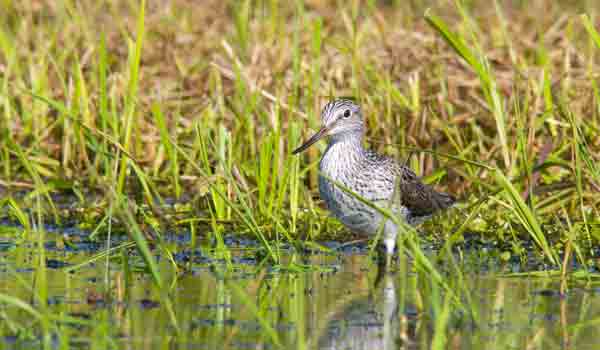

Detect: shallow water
[1, 223, 600, 349]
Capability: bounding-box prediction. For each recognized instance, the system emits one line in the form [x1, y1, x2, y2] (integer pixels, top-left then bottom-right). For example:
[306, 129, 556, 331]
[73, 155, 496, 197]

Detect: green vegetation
[1, 0, 600, 348]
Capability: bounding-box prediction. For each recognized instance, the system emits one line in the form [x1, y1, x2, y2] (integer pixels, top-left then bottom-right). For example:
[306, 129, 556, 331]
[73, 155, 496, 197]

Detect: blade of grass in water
[494, 169, 558, 265]
[64, 241, 137, 273]
[226, 279, 281, 347]
[5, 197, 31, 232]
[0, 294, 42, 321]
[117, 197, 162, 288]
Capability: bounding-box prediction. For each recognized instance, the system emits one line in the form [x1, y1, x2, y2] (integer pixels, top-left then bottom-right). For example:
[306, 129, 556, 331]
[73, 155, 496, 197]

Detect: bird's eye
[343, 109, 351, 118]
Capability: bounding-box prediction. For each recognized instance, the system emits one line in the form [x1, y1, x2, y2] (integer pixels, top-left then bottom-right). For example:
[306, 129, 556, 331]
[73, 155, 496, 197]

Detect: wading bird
[293, 99, 455, 265]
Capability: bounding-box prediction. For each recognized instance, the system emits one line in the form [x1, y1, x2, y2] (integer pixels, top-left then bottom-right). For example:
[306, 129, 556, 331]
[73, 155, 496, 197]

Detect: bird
[292, 98, 455, 265]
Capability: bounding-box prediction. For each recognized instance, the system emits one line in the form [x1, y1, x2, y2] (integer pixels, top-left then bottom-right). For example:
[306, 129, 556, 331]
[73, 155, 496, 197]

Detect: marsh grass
[1, 0, 600, 348]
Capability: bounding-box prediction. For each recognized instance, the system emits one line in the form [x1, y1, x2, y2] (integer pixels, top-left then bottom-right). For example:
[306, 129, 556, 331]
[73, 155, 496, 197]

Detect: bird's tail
[433, 191, 456, 210]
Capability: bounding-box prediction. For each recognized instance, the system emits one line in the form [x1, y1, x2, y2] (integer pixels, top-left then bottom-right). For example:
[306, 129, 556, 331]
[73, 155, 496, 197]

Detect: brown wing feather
[396, 166, 455, 217]
[363, 151, 455, 218]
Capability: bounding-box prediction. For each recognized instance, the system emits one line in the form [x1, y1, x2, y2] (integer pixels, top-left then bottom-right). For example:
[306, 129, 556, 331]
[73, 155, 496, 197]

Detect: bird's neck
[328, 132, 365, 151]
[322, 132, 366, 170]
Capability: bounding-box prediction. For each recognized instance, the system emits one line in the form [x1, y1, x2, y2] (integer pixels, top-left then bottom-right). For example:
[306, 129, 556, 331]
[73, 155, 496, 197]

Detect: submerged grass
[1, 0, 600, 348]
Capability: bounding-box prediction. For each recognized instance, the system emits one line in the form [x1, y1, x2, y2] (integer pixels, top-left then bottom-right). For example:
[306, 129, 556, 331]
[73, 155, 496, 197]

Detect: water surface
[1, 224, 599, 349]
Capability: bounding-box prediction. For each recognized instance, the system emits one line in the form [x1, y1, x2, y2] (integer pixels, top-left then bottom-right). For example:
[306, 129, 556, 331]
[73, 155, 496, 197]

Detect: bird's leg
[375, 248, 387, 287]
[375, 242, 396, 287]
[375, 241, 390, 272]
[384, 236, 396, 270]
[380, 218, 398, 269]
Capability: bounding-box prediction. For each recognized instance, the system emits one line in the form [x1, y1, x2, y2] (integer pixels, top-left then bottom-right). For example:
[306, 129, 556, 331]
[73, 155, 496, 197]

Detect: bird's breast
[317, 144, 398, 234]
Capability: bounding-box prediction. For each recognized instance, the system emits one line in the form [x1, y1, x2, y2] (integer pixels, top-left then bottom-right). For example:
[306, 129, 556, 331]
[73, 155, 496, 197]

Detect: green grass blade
[117, 196, 162, 289]
[582, 14, 600, 49]
[0, 294, 42, 321]
[494, 169, 557, 265]
[117, 0, 146, 195]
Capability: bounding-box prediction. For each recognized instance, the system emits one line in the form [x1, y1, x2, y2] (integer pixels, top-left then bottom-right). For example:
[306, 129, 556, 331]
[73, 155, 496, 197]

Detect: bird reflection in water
[315, 272, 417, 350]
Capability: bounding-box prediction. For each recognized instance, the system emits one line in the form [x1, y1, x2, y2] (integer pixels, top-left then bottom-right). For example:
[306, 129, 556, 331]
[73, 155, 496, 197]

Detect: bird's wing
[394, 166, 455, 218]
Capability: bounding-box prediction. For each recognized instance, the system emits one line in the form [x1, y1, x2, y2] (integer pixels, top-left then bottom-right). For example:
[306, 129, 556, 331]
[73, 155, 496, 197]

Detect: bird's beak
[292, 126, 329, 154]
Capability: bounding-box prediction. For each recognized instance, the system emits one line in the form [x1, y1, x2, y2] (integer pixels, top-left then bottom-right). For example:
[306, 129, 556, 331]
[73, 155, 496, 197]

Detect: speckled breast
[318, 161, 391, 235]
